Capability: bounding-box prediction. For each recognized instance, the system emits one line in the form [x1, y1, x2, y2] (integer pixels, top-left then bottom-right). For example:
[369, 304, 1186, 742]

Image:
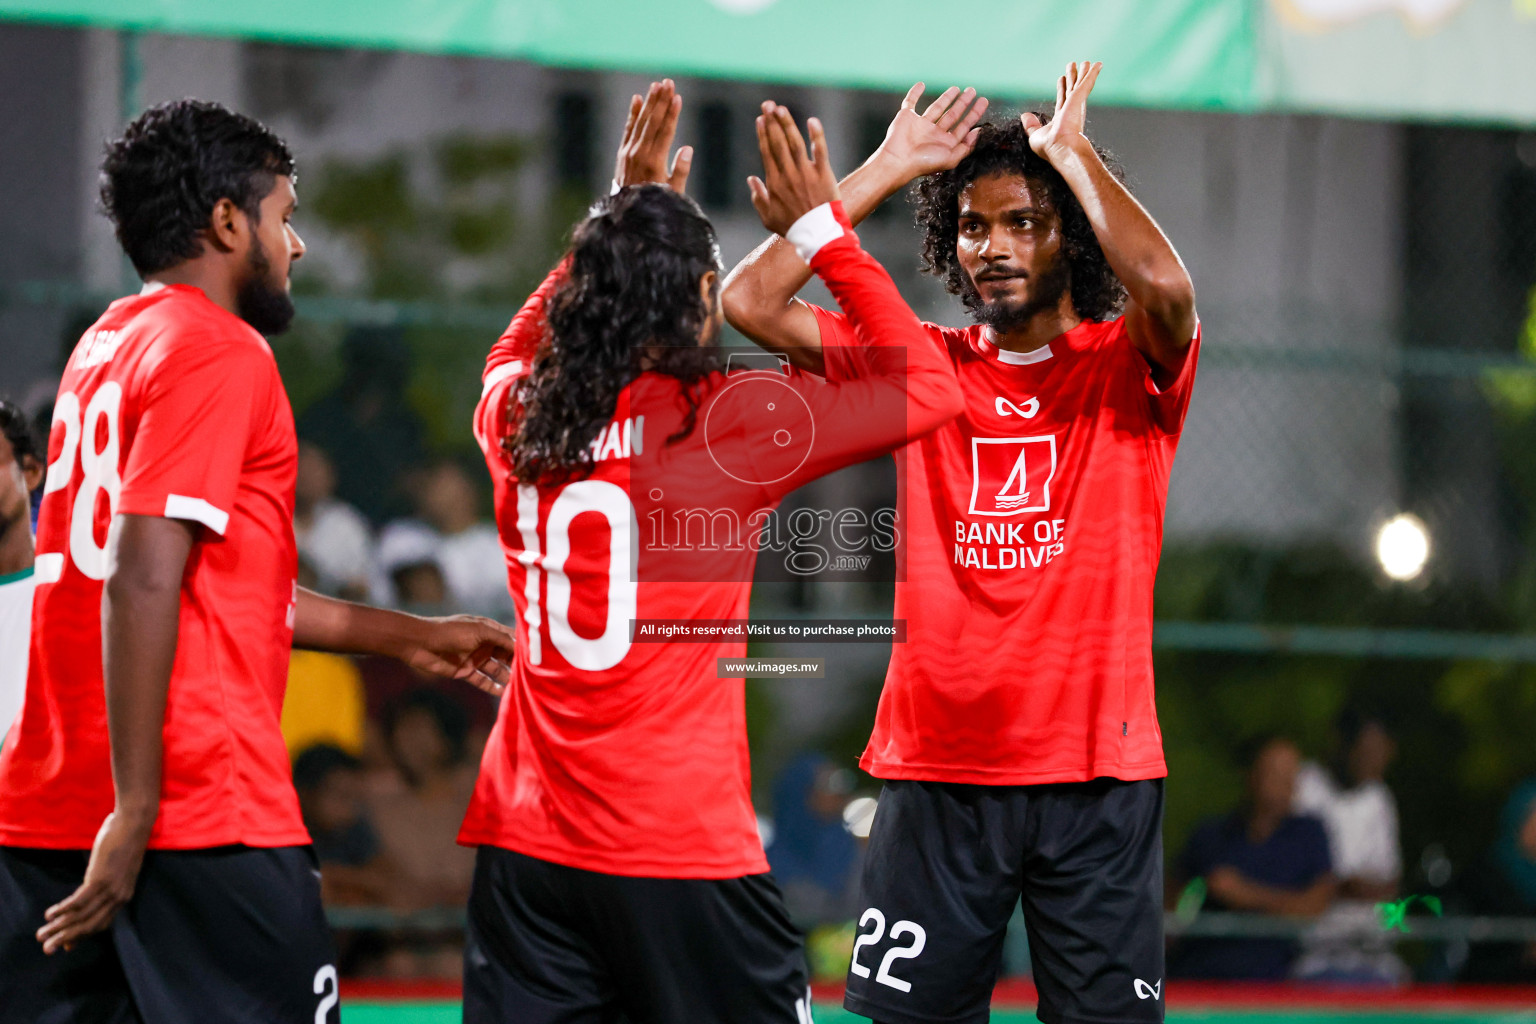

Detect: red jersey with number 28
[816, 309, 1200, 785]
[0, 284, 305, 850]
[460, 203, 963, 878]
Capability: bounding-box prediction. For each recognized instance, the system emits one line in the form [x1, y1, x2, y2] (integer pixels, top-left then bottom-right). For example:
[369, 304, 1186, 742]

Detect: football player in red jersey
[724, 63, 1199, 1024]
[460, 80, 962, 1024]
[0, 100, 516, 1024]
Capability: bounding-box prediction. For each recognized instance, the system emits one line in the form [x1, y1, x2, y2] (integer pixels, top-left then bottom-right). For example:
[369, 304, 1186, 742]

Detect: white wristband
[785, 202, 844, 263]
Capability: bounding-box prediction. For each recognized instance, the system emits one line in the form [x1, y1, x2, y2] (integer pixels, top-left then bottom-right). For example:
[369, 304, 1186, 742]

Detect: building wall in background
[0, 24, 84, 407]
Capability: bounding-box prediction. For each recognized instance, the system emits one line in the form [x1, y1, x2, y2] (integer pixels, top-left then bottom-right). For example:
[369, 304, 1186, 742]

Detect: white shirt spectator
[294, 441, 375, 598]
[436, 522, 511, 619]
[373, 519, 509, 618]
[1294, 760, 1401, 885]
[375, 460, 512, 619]
[1292, 759, 1407, 984]
[0, 567, 33, 742]
[296, 498, 374, 597]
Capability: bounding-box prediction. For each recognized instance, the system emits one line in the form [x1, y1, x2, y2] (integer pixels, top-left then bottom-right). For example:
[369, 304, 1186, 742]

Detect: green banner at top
[3, 0, 1534, 124]
[1256, 0, 1536, 124]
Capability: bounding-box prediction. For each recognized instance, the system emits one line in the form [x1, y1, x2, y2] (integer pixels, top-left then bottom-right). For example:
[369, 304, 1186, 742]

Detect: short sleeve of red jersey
[117, 332, 271, 535]
[812, 304, 961, 385]
[1135, 319, 1201, 436]
[475, 259, 569, 455]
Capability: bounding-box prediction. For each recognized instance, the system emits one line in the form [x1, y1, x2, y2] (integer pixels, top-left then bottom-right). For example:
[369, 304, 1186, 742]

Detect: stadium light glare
[1376, 513, 1430, 581]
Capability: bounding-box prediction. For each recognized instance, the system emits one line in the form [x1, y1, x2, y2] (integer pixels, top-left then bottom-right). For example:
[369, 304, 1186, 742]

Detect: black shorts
[465, 845, 812, 1024]
[844, 777, 1165, 1024]
[0, 844, 339, 1024]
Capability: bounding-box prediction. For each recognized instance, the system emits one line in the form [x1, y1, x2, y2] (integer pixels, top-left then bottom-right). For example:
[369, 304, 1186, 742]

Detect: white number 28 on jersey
[38, 384, 123, 582]
[515, 480, 638, 671]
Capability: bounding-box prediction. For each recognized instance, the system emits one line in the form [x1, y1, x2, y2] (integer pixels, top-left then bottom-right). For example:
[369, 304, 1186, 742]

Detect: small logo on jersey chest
[994, 395, 1039, 419]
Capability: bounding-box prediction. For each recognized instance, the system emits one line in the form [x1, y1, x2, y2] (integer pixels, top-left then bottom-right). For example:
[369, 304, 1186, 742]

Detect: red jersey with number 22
[817, 309, 1200, 785]
[0, 284, 305, 850]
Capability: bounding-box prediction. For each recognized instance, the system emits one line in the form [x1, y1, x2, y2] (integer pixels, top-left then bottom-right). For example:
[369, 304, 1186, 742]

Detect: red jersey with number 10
[816, 309, 1200, 785]
[0, 284, 306, 850]
[460, 206, 963, 877]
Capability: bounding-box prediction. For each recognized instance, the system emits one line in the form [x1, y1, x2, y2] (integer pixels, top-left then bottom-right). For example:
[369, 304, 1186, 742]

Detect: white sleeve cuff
[164, 494, 230, 535]
[481, 360, 524, 398]
[785, 203, 844, 264]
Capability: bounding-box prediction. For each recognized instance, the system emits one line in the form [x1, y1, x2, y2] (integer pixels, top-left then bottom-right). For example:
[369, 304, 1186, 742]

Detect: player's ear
[206, 196, 246, 254]
[698, 269, 722, 344]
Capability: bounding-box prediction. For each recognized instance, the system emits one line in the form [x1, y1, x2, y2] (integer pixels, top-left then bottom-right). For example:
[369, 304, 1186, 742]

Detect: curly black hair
[913, 116, 1126, 322]
[100, 99, 295, 277]
[506, 185, 721, 484]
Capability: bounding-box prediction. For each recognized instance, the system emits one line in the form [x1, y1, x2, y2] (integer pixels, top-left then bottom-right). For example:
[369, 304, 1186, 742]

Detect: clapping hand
[1022, 61, 1101, 163]
[613, 79, 693, 194]
[747, 103, 840, 238]
[873, 83, 990, 182]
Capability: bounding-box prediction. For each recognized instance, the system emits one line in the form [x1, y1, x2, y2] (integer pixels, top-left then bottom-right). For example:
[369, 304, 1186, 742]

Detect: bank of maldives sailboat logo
[968, 436, 1058, 516]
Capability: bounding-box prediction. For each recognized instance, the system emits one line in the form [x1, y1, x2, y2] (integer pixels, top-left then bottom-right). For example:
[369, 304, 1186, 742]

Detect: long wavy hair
[913, 117, 1126, 321]
[506, 185, 722, 484]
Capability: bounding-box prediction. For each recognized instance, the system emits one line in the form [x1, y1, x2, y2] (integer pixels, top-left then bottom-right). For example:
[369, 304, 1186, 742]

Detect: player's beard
[965, 253, 1072, 334]
[236, 237, 296, 336]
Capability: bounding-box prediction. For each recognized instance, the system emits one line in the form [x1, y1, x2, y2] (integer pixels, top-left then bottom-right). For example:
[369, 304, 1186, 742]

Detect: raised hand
[872, 83, 990, 183]
[1022, 61, 1102, 163]
[401, 614, 516, 696]
[747, 103, 840, 238]
[613, 79, 693, 194]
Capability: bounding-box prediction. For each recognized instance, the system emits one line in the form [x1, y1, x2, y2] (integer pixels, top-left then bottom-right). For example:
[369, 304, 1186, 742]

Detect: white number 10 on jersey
[515, 480, 638, 672]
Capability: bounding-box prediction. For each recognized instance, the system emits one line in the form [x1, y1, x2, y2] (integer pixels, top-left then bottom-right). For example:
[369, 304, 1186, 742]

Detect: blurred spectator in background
[1291, 710, 1408, 984]
[295, 743, 403, 977]
[368, 688, 479, 906]
[294, 744, 397, 905]
[27, 406, 51, 531]
[298, 325, 427, 525]
[1169, 737, 1336, 980]
[0, 401, 43, 742]
[390, 558, 451, 615]
[374, 458, 510, 619]
[365, 688, 479, 978]
[1457, 778, 1536, 983]
[281, 557, 368, 758]
[766, 754, 862, 928]
[357, 649, 497, 774]
[294, 440, 374, 600]
[375, 523, 452, 616]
